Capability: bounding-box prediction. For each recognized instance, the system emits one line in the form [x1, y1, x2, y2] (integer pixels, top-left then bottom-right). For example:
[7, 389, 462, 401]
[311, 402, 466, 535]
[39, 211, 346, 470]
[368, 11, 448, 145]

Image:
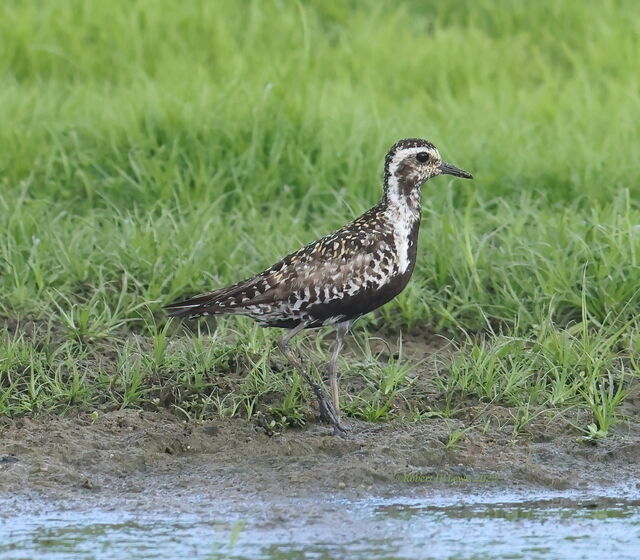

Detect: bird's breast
[383, 207, 421, 276]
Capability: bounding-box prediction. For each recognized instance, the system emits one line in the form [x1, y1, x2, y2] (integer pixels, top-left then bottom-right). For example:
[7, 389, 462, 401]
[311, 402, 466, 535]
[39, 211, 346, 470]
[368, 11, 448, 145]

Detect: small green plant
[578, 371, 628, 440]
[343, 335, 414, 421]
[267, 375, 307, 428]
[208, 520, 246, 560]
[446, 428, 468, 450]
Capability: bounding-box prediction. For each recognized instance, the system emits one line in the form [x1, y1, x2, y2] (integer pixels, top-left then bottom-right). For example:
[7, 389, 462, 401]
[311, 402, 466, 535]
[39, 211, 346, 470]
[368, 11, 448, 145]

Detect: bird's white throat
[383, 176, 421, 275]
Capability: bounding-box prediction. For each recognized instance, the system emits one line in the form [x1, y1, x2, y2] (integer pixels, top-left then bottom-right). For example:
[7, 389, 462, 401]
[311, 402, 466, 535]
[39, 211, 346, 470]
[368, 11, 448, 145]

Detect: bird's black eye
[416, 152, 430, 163]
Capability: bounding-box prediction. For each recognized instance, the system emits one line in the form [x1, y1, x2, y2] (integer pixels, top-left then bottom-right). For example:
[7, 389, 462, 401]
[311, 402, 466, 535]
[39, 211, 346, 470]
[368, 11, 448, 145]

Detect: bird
[165, 138, 472, 436]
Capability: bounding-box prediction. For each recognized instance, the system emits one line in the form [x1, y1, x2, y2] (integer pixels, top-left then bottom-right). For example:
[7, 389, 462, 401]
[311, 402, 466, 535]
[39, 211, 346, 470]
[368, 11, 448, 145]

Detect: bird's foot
[331, 422, 348, 438]
[317, 393, 347, 437]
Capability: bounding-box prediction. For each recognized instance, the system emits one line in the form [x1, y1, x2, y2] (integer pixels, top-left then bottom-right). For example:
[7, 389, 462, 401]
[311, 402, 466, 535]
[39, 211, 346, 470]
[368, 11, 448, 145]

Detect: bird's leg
[277, 323, 347, 436]
[326, 321, 350, 430]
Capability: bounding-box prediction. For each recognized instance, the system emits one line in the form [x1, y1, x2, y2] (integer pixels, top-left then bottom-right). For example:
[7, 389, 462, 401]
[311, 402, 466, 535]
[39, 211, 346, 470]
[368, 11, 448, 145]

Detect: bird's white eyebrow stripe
[391, 146, 434, 160]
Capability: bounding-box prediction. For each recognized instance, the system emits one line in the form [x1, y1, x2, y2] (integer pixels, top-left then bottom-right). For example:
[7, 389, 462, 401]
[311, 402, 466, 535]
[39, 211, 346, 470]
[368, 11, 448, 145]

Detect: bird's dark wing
[164, 224, 392, 319]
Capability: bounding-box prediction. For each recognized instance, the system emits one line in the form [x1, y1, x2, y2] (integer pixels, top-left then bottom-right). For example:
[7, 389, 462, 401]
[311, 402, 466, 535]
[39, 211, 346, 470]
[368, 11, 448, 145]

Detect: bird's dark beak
[439, 161, 473, 179]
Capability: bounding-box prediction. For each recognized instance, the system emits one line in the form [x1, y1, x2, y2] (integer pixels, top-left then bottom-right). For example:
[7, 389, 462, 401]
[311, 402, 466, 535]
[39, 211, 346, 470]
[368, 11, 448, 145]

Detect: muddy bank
[1, 410, 639, 504]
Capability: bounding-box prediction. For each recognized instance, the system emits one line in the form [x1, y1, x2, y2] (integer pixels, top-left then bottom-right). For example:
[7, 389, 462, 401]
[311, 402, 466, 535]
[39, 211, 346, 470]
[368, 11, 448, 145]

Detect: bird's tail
[163, 292, 224, 318]
[164, 278, 258, 319]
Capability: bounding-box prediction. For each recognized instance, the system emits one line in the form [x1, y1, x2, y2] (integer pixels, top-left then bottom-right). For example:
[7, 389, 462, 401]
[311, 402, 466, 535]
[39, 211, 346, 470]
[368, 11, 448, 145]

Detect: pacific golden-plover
[166, 138, 472, 435]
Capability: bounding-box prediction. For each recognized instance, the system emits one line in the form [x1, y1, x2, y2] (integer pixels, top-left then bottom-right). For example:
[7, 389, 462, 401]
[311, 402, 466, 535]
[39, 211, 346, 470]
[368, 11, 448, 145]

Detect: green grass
[1, 0, 639, 437]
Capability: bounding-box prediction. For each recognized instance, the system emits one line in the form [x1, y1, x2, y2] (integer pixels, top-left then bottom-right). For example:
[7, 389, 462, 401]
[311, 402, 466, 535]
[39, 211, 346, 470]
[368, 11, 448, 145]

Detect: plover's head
[383, 138, 472, 197]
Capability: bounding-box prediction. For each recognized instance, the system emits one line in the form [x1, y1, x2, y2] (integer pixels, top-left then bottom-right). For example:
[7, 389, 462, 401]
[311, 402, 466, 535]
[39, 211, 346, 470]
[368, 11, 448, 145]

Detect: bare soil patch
[2, 408, 639, 505]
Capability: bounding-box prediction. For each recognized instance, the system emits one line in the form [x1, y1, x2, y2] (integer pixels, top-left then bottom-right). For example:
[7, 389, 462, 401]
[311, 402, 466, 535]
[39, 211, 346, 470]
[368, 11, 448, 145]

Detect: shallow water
[2, 487, 639, 560]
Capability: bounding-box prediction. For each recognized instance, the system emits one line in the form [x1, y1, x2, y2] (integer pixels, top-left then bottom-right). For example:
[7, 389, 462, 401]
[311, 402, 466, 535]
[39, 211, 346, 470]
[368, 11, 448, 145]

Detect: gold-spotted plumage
[166, 138, 472, 435]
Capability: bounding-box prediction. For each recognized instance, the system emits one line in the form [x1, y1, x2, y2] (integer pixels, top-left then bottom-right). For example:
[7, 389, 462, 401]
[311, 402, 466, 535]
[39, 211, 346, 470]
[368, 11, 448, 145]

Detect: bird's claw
[332, 423, 348, 438]
[317, 392, 347, 437]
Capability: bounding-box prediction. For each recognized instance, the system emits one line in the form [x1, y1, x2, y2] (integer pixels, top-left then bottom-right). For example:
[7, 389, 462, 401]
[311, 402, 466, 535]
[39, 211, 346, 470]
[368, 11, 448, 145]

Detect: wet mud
[1, 407, 639, 506]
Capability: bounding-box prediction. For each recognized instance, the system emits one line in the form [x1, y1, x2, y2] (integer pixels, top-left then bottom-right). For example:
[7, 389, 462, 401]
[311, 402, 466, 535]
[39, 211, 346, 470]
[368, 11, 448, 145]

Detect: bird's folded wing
[165, 232, 392, 316]
[245, 235, 393, 306]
